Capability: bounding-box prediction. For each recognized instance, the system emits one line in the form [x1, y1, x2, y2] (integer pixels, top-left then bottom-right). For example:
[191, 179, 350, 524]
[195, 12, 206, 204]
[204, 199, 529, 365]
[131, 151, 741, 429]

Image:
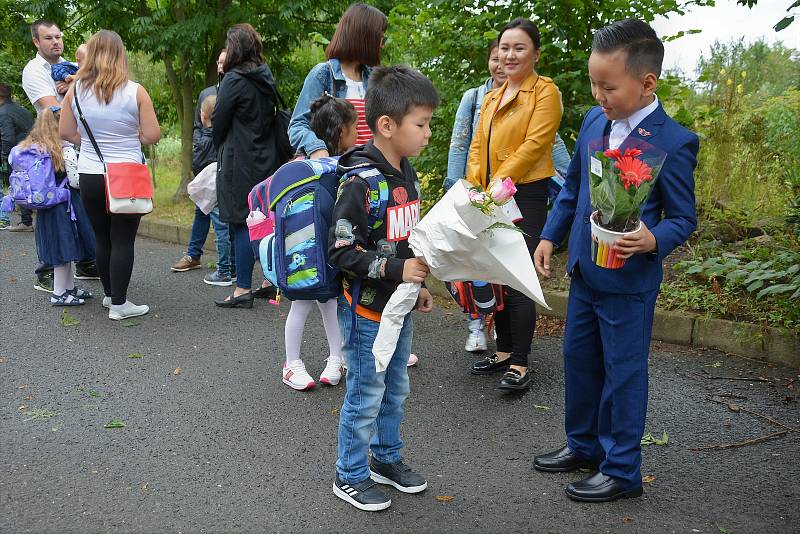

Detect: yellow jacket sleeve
[494, 82, 563, 183]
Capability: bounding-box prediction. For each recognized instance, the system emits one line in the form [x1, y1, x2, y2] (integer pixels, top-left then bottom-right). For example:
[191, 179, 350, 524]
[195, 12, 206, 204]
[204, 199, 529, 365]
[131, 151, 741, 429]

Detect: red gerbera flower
[615, 153, 653, 190]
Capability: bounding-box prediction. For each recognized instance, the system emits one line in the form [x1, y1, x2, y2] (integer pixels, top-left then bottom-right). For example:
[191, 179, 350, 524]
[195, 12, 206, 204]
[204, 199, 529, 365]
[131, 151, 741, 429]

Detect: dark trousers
[79, 173, 141, 305]
[564, 267, 658, 489]
[494, 180, 548, 367]
[231, 222, 255, 290]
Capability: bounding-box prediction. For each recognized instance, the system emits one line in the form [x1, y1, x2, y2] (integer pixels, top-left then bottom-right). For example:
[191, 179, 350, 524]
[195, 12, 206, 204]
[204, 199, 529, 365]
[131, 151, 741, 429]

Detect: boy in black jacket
[170, 94, 234, 286]
[329, 66, 438, 512]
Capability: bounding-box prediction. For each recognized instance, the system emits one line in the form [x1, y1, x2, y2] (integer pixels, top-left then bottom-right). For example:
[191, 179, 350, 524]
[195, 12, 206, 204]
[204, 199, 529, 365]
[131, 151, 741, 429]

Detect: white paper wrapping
[371, 282, 421, 372]
[372, 180, 549, 370]
[187, 162, 217, 214]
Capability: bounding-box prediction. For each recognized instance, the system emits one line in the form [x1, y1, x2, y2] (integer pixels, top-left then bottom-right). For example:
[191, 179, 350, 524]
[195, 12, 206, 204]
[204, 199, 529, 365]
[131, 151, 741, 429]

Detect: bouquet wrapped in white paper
[372, 178, 549, 371]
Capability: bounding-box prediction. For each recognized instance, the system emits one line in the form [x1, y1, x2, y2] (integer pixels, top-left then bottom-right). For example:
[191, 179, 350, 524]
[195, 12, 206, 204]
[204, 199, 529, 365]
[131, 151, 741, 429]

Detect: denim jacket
[444, 78, 572, 192]
[445, 78, 494, 191]
[288, 58, 372, 156]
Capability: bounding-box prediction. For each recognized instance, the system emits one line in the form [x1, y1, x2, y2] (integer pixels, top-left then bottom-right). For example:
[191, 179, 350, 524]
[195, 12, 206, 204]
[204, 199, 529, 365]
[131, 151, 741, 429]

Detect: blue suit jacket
[540, 104, 699, 294]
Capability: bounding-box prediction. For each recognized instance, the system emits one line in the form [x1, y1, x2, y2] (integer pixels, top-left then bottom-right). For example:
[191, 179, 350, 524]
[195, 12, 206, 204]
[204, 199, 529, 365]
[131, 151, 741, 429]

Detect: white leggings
[284, 299, 342, 364]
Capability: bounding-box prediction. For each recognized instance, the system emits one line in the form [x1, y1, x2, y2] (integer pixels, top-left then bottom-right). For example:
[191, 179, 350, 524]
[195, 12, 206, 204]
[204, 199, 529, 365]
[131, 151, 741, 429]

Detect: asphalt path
[1, 230, 799, 533]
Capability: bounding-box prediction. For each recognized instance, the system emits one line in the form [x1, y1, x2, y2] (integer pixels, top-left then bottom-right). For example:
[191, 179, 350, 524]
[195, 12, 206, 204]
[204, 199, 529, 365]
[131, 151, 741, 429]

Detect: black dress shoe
[214, 291, 254, 308]
[497, 368, 530, 390]
[534, 445, 594, 473]
[565, 472, 643, 503]
[470, 354, 510, 375]
[251, 285, 278, 299]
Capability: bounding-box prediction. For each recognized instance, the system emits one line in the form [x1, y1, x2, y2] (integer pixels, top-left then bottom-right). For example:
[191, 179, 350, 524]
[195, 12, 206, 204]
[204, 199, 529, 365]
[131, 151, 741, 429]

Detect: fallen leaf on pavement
[331, 408, 340, 417]
[24, 395, 33, 401]
[642, 475, 656, 484]
[120, 319, 140, 327]
[128, 353, 143, 359]
[727, 403, 740, 412]
[623, 517, 635, 523]
[533, 404, 551, 410]
[641, 431, 669, 446]
[436, 495, 454, 502]
[60, 310, 80, 327]
[104, 419, 126, 429]
[18, 384, 28, 389]
[173, 367, 182, 375]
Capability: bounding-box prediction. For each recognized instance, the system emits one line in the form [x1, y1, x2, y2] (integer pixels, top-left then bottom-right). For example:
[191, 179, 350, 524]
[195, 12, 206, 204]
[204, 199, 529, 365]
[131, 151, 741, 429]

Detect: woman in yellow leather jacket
[466, 17, 563, 390]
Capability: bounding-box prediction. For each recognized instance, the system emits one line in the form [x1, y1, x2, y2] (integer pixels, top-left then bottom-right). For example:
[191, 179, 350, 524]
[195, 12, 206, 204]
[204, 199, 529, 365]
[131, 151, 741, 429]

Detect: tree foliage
[384, 0, 714, 199]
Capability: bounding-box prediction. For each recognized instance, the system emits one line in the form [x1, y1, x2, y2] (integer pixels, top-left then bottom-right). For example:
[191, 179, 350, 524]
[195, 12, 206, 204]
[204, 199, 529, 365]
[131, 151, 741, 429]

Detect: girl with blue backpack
[281, 94, 358, 391]
[8, 107, 95, 305]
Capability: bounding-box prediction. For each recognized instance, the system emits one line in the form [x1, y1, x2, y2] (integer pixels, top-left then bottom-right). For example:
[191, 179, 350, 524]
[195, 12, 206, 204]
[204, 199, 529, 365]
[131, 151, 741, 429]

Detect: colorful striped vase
[589, 211, 641, 270]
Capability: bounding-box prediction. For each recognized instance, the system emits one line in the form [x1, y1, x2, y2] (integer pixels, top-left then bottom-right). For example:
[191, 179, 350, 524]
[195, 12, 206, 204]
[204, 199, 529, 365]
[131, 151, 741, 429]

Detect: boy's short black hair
[592, 18, 664, 78]
[365, 65, 439, 131]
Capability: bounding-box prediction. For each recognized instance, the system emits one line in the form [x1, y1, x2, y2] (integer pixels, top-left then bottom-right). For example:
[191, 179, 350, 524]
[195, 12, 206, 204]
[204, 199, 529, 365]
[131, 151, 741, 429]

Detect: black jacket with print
[328, 141, 421, 318]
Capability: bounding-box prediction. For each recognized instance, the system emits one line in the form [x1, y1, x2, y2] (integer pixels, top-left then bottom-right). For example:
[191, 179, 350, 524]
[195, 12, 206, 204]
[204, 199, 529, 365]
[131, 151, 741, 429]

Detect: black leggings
[494, 181, 548, 367]
[79, 173, 141, 305]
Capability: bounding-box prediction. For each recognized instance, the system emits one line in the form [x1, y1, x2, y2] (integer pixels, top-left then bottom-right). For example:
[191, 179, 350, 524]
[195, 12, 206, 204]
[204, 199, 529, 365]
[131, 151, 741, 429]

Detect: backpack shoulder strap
[345, 167, 389, 230]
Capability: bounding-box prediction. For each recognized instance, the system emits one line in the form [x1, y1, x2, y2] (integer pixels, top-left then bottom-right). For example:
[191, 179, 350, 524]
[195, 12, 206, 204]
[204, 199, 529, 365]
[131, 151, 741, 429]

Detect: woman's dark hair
[498, 18, 541, 50]
[222, 24, 264, 72]
[310, 94, 358, 155]
[592, 18, 664, 77]
[325, 3, 388, 66]
[487, 39, 499, 60]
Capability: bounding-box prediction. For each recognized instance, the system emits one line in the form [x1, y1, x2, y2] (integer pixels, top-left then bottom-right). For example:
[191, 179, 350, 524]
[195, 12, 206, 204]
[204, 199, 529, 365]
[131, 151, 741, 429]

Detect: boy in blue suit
[532, 19, 699, 502]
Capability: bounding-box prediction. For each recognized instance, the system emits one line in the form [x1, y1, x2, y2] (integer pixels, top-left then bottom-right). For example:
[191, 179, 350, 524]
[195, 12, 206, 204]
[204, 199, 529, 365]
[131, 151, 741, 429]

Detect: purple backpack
[1, 145, 69, 212]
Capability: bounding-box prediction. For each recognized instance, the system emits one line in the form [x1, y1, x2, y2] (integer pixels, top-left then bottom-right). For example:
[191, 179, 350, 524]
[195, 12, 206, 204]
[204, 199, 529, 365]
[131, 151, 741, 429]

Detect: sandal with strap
[51, 292, 85, 306]
[68, 287, 93, 299]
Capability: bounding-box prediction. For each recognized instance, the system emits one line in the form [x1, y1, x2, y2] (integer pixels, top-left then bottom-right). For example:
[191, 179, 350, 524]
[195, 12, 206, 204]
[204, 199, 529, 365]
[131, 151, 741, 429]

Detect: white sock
[53, 263, 75, 301]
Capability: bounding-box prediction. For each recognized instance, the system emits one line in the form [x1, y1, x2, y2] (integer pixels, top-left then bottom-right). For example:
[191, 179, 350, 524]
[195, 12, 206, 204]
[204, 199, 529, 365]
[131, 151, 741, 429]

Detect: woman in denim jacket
[446, 38, 572, 355]
[288, 3, 387, 159]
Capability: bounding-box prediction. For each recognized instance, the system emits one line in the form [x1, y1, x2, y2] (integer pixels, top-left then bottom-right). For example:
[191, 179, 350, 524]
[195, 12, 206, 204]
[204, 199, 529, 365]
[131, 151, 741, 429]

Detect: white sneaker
[108, 300, 150, 321]
[465, 331, 488, 352]
[282, 360, 316, 390]
[320, 356, 345, 386]
[407, 353, 419, 367]
[102, 296, 111, 308]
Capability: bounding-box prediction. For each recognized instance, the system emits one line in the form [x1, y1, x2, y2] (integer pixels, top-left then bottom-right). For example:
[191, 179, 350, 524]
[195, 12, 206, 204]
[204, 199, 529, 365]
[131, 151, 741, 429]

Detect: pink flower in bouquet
[487, 177, 517, 205]
[468, 189, 488, 204]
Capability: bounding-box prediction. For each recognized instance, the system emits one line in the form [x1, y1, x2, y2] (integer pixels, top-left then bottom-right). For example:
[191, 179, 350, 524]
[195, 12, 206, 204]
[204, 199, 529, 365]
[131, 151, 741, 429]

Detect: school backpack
[247, 175, 275, 257]
[263, 157, 389, 301]
[447, 280, 505, 318]
[1, 145, 69, 212]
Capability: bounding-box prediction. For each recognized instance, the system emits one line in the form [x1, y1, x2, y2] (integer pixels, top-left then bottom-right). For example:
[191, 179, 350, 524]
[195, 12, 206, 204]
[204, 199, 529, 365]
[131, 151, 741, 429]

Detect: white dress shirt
[21, 53, 66, 112]
[608, 95, 660, 150]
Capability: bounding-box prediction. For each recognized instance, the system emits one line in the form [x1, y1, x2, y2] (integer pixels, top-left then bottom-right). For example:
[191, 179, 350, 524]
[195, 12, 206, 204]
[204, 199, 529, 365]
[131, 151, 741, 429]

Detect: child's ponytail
[310, 93, 358, 156]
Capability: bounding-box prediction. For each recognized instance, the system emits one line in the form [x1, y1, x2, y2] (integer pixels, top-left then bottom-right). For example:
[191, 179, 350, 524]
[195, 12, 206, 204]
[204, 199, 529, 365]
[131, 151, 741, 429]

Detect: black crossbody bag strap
[73, 83, 106, 170]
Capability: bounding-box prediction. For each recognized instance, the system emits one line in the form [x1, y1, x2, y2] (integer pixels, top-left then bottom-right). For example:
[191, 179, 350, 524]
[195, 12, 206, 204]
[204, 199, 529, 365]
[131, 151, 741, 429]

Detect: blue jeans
[336, 297, 413, 484]
[187, 206, 232, 276]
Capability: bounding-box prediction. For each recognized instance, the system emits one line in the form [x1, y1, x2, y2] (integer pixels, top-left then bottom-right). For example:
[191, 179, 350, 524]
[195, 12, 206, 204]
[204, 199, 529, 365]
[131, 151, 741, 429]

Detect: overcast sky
[651, 0, 800, 78]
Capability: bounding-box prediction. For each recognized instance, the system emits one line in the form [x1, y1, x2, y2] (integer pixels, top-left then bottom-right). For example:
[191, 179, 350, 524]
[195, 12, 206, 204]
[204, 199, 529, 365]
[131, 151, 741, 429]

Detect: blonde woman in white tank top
[59, 29, 160, 321]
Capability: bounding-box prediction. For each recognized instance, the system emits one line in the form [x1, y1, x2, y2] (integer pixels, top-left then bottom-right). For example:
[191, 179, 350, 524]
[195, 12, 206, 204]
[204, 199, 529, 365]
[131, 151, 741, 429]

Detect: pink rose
[487, 177, 517, 205]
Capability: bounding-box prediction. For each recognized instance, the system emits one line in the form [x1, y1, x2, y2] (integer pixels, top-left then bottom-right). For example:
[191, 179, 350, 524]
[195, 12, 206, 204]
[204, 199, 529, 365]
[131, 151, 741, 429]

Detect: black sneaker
[333, 476, 391, 511]
[75, 262, 101, 280]
[34, 276, 54, 293]
[369, 458, 428, 494]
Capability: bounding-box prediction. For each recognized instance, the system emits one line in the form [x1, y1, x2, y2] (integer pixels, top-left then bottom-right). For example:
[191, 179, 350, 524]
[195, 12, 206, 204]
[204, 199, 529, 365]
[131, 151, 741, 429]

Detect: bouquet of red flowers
[588, 140, 667, 269]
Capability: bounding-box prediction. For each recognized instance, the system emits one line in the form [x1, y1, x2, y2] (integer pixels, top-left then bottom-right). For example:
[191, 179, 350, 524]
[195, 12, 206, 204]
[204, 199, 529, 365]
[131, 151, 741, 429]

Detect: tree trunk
[173, 51, 196, 202]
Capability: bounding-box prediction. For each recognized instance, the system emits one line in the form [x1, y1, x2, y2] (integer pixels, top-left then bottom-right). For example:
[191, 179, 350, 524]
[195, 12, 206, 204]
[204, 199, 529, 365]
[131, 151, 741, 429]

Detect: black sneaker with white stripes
[369, 458, 428, 493]
[333, 475, 391, 511]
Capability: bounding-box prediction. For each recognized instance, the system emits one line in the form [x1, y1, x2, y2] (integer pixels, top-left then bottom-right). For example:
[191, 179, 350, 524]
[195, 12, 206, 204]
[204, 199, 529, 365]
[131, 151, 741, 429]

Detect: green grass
[150, 162, 195, 227]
